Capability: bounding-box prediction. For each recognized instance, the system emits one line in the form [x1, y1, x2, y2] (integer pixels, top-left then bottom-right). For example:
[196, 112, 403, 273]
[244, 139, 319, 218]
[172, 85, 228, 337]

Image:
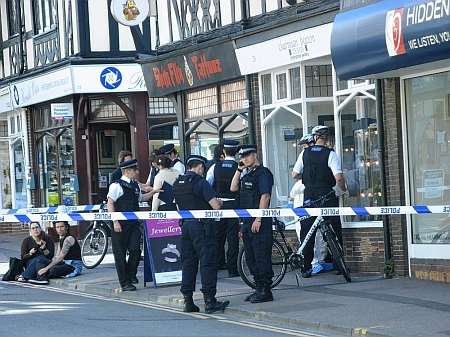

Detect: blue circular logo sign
[100, 67, 122, 90]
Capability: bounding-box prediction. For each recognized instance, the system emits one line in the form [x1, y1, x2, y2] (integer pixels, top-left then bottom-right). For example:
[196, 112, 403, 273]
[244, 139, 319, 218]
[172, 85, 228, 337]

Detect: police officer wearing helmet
[206, 139, 240, 277]
[107, 159, 153, 291]
[173, 155, 230, 314]
[158, 144, 186, 175]
[230, 145, 274, 303]
[292, 125, 347, 278]
[298, 133, 315, 149]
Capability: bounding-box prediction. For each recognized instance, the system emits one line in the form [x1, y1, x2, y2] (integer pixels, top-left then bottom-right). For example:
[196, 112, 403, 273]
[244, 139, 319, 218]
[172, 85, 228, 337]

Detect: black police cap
[238, 145, 257, 157]
[223, 139, 239, 148]
[158, 144, 175, 155]
[119, 159, 138, 169]
[186, 155, 207, 166]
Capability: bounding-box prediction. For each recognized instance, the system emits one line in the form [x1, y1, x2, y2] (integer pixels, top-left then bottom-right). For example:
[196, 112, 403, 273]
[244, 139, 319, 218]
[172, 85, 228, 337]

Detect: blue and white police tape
[0, 205, 449, 223]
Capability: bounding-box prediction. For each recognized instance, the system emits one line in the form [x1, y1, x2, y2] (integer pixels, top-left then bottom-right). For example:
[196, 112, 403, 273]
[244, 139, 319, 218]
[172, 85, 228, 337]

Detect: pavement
[2, 232, 450, 337]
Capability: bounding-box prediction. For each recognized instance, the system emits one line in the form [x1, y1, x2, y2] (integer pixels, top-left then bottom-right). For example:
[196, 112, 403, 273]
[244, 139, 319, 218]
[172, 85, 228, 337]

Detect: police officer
[292, 125, 347, 278]
[158, 144, 185, 175]
[107, 159, 153, 291]
[230, 145, 274, 303]
[173, 155, 230, 314]
[206, 139, 240, 277]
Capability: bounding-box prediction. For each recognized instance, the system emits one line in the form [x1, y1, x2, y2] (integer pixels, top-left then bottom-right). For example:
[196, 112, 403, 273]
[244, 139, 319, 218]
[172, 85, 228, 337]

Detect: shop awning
[331, 0, 450, 80]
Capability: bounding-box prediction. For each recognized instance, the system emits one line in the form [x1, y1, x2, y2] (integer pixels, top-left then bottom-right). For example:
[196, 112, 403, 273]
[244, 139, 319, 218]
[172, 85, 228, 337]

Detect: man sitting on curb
[36, 221, 83, 282]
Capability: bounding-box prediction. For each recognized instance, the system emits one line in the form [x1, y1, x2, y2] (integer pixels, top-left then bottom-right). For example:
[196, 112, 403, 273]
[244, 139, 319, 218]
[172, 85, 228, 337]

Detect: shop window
[261, 74, 272, 105]
[220, 80, 246, 112]
[90, 98, 129, 121]
[34, 105, 70, 130]
[16, 115, 21, 133]
[289, 67, 301, 99]
[263, 104, 303, 206]
[405, 72, 450, 244]
[32, 0, 58, 34]
[9, 116, 15, 134]
[338, 95, 382, 222]
[186, 87, 218, 119]
[188, 118, 219, 158]
[149, 97, 176, 115]
[12, 139, 26, 208]
[276, 73, 288, 100]
[305, 65, 333, 98]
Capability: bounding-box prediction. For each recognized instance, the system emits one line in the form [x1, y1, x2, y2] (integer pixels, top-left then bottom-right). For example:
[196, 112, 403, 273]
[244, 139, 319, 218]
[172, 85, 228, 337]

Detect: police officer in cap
[107, 159, 153, 291]
[206, 139, 240, 277]
[158, 144, 185, 175]
[230, 145, 274, 303]
[292, 125, 347, 278]
[173, 155, 230, 314]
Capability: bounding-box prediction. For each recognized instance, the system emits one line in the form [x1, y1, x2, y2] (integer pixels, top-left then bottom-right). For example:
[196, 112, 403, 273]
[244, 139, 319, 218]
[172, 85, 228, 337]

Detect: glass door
[12, 138, 27, 208]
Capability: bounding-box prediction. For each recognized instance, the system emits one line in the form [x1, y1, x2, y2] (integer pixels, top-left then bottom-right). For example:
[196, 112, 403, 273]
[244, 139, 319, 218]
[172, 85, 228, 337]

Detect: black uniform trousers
[180, 219, 217, 297]
[242, 217, 274, 288]
[300, 188, 343, 271]
[216, 200, 239, 273]
[111, 222, 142, 287]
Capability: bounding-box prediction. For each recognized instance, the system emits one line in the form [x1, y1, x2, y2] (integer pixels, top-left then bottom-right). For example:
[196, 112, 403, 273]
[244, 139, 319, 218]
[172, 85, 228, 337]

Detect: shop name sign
[235, 23, 332, 75]
[141, 42, 241, 96]
[386, 0, 450, 56]
[332, 0, 450, 79]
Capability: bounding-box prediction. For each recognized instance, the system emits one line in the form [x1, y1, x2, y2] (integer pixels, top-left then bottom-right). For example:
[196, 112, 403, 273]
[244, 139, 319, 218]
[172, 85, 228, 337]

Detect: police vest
[170, 158, 181, 168]
[302, 146, 336, 191]
[149, 167, 159, 187]
[239, 166, 272, 209]
[173, 174, 212, 211]
[59, 236, 81, 261]
[213, 160, 238, 199]
[115, 179, 140, 225]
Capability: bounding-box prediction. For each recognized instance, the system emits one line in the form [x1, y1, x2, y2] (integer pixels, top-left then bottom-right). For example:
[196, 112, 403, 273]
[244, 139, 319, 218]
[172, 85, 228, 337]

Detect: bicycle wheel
[323, 229, 351, 282]
[81, 227, 108, 269]
[237, 239, 287, 289]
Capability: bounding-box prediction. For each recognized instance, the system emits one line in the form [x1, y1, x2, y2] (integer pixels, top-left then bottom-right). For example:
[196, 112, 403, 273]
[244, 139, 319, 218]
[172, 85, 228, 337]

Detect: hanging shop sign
[332, 0, 450, 79]
[235, 23, 332, 75]
[110, 0, 149, 26]
[0, 87, 12, 114]
[141, 41, 241, 97]
[51, 103, 74, 120]
[143, 219, 182, 287]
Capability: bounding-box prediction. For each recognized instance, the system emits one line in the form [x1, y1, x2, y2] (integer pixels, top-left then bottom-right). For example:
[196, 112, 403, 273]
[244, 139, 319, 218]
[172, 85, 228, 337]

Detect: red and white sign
[385, 8, 406, 57]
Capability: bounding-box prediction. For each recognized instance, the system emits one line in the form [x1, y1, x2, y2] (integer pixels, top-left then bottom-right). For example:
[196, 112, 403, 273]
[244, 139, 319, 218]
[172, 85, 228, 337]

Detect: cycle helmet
[312, 125, 330, 138]
[299, 134, 315, 146]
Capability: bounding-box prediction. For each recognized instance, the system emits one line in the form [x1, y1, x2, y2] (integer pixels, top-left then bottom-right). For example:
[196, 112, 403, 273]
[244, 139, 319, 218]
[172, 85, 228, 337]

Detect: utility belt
[180, 218, 214, 227]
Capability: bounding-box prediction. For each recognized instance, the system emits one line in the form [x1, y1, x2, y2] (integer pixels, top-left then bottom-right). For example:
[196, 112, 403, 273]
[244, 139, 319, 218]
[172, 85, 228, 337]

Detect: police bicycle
[81, 202, 111, 269]
[81, 202, 146, 269]
[237, 191, 351, 289]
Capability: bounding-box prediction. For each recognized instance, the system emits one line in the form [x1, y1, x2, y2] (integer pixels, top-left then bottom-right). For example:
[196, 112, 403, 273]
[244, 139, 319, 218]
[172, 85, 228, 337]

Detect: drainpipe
[376, 79, 393, 278]
[246, 75, 256, 144]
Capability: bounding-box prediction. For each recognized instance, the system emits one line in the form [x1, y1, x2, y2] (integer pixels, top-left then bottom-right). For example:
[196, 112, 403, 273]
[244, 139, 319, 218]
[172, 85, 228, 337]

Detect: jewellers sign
[144, 219, 182, 287]
[141, 41, 241, 96]
[332, 0, 450, 79]
[236, 23, 332, 75]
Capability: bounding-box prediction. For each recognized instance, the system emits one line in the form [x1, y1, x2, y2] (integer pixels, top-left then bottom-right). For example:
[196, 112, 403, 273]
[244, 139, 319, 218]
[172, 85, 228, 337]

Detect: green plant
[384, 259, 395, 279]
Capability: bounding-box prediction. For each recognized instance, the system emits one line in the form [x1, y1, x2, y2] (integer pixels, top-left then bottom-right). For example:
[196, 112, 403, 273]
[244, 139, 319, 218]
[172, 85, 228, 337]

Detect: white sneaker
[28, 278, 49, 285]
[16, 275, 27, 282]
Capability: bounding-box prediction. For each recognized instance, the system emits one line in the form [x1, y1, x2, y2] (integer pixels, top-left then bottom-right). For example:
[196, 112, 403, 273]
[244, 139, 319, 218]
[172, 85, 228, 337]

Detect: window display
[405, 71, 450, 244]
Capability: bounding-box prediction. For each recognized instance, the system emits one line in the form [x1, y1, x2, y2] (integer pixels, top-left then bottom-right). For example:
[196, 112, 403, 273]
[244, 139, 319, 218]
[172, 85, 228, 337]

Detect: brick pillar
[382, 78, 409, 276]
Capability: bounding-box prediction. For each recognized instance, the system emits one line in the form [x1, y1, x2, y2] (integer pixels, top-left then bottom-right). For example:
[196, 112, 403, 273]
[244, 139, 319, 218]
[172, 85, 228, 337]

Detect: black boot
[203, 294, 230, 314]
[183, 295, 200, 313]
[250, 287, 273, 303]
[244, 291, 257, 302]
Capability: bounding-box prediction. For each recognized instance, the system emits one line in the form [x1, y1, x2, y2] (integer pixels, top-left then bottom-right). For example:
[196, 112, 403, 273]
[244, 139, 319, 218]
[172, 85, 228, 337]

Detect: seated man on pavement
[37, 221, 83, 281]
[17, 222, 54, 284]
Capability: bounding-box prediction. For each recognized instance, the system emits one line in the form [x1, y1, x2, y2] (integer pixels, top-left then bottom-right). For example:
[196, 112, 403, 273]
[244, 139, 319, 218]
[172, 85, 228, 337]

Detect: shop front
[0, 87, 30, 209]
[141, 41, 249, 159]
[332, 0, 450, 281]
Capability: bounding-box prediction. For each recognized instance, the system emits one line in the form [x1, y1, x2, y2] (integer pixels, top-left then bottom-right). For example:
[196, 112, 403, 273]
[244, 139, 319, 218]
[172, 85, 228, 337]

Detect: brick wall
[382, 78, 409, 276]
[0, 223, 28, 233]
[411, 259, 450, 283]
[343, 228, 384, 273]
